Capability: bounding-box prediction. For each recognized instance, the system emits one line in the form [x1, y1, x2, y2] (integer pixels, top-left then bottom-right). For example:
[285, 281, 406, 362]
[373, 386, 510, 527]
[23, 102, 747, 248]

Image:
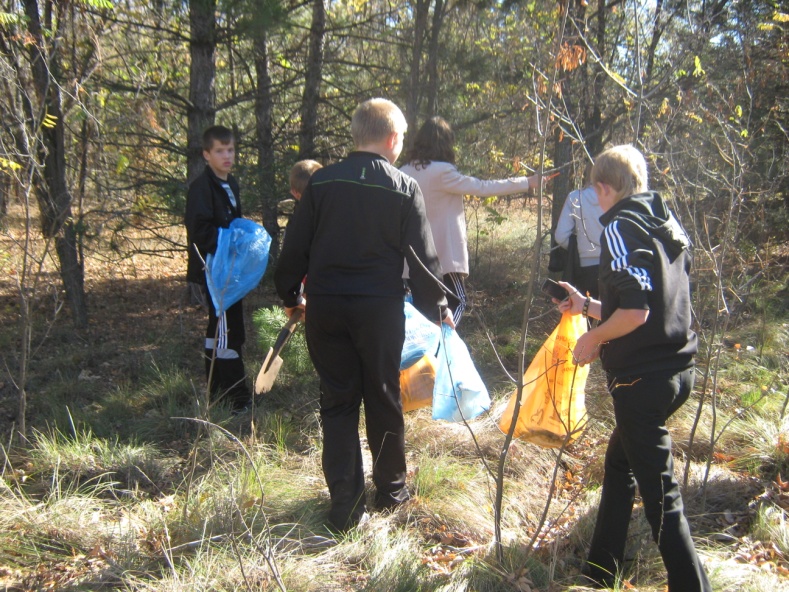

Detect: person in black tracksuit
[274, 99, 451, 532]
[557, 145, 711, 591]
[184, 126, 251, 411]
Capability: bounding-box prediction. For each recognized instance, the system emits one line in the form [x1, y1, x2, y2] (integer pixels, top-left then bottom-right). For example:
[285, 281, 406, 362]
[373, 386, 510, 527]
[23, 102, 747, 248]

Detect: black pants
[204, 297, 249, 409]
[574, 264, 600, 300]
[586, 367, 711, 591]
[305, 295, 409, 530]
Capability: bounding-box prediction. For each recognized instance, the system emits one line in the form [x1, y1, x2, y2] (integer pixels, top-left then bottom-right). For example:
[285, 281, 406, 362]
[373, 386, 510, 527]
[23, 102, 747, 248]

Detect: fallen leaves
[734, 537, 789, 575]
[420, 526, 481, 575]
[505, 569, 536, 592]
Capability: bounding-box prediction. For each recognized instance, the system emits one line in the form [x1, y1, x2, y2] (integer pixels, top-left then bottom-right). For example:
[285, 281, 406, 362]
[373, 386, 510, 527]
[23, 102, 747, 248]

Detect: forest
[0, 0, 788, 590]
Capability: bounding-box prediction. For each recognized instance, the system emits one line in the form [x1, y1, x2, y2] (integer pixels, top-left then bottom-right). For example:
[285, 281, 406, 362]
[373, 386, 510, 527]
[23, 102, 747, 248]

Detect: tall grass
[1, 206, 787, 591]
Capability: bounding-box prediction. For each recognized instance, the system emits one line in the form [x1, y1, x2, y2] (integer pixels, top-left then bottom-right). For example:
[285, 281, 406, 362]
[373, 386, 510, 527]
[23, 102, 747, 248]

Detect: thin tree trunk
[23, 0, 87, 328]
[587, 1, 607, 156]
[254, 30, 279, 257]
[405, 0, 429, 136]
[298, 0, 325, 159]
[551, 127, 573, 231]
[187, 0, 217, 185]
[425, 0, 446, 116]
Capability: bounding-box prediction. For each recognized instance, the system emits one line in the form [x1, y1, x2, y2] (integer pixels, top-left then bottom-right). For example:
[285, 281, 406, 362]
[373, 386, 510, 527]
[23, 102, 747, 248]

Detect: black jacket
[274, 151, 448, 320]
[598, 191, 697, 376]
[184, 166, 242, 284]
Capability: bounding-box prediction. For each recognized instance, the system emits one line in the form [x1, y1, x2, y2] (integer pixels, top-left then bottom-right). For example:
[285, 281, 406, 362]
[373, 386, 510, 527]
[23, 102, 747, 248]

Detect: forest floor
[0, 203, 788, 591]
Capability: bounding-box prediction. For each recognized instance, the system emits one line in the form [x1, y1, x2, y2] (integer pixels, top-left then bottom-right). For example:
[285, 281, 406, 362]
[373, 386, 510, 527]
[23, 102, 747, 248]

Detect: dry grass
[1, 203, 788, 590]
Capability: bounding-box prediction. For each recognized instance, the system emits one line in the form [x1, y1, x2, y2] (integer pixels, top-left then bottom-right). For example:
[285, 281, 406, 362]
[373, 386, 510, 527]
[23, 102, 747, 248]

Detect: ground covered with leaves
[1, 205, 788, 591]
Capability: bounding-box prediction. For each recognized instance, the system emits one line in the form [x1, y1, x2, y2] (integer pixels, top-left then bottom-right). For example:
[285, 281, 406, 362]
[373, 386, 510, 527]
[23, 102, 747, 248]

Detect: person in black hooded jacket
[556, 145, 711, 591]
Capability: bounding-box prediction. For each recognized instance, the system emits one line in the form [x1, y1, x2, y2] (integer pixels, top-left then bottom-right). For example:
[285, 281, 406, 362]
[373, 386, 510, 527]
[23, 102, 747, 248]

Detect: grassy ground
[0, 201, 788, 591]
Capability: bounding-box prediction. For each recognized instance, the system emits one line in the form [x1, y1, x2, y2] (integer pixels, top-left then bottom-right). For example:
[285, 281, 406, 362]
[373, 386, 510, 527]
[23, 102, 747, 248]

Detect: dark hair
[202, 125, 234, 151]
[403, 116, 455, 166]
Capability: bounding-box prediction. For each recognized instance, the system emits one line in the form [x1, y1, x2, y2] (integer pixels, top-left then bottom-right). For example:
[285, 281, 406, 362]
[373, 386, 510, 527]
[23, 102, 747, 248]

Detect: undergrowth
[0, 204, 787, 591]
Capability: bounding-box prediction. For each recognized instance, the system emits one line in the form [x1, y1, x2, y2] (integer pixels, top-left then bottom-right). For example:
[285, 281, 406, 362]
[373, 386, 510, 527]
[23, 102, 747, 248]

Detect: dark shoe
[374, 488, 411, 511]
[580, 562, 616, 589]
[327, 508, 368, 534]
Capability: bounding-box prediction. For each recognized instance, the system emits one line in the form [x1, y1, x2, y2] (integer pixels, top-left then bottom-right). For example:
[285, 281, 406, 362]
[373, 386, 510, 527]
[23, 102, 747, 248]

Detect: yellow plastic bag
[498, 313, 589, 448]
[400, 354, 437, 412]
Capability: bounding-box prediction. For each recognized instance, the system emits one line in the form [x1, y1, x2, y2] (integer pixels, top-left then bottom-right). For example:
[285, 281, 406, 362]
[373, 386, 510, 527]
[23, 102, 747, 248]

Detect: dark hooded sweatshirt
[184, 165, 241, 285]
[597, 191, 697, 377]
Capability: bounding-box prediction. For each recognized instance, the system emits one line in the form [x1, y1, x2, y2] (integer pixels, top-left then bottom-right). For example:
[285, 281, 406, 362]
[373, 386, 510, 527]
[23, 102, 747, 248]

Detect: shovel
[255, 308, 303, 394]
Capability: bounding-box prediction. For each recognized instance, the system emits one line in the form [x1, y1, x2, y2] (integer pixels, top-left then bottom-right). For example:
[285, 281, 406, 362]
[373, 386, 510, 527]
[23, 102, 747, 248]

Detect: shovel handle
[264, 308, 303, 372]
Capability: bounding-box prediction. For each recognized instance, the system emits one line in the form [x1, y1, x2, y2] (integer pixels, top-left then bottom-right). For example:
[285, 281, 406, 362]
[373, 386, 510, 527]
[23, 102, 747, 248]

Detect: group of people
[184, 99, 710, 590]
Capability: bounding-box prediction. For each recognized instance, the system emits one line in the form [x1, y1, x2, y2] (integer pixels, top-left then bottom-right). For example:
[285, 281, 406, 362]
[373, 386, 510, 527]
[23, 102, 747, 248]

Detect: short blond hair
[289, 159, 322, 194]
[351, 98, 407, 147]
[591, 145, 649, 202]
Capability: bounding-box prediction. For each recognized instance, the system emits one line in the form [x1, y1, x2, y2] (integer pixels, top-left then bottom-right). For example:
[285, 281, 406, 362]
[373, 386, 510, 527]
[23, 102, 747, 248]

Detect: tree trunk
[0, 173, 8, 223]
[405, 0, 430, 137]
[254, 31, 280, 258]
[187, 0, 217, 185]
[23, 0, 87, 328]
[551, 127, 573, 231]
[298, 0, 325, 159]
[586, 0, 607, 157]
[425, 0, 446, 116]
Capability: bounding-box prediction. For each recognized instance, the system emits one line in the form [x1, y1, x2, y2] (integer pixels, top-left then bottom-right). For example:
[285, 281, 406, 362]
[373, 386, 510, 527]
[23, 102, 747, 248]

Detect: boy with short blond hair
[289, 159, 323, 201]
[590, 144, 649, 201]
[557, 144, 710, 590]
[275, 98, 451, 532]
[184, 125, 251, 412]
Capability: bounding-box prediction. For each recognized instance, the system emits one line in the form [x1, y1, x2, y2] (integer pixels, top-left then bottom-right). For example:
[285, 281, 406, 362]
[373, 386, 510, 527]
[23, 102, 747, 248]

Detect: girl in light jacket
[401, 116, 542, 325]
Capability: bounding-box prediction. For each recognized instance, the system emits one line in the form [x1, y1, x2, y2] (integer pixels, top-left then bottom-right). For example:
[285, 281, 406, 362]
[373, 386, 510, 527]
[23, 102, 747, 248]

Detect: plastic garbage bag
[206, 218, 271, 314]
[401, 301, 441, 370]
[400, 353, 437, 412]
[432, 325, 490, 422]
[498, 312, 589, 448]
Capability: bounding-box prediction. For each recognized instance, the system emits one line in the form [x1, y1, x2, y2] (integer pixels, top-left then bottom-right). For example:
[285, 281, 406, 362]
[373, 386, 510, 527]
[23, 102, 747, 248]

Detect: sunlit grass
[1, 206, 787, 590]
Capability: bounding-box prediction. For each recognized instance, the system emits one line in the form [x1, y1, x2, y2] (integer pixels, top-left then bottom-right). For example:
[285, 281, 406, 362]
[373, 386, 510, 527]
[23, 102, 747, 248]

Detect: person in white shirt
[401, 116, 543, 325]
[554, 171, 605, 298]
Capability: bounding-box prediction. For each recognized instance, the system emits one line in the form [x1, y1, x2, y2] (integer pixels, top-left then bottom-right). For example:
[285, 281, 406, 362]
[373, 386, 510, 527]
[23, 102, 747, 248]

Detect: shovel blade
[255, 348, 284, 394]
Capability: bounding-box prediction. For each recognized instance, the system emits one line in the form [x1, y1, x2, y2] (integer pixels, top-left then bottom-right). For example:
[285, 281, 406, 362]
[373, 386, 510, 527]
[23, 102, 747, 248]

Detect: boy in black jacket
[557, 145, 711, 591]
[275, 98, 452, 532]
[184, 126, 251, 412]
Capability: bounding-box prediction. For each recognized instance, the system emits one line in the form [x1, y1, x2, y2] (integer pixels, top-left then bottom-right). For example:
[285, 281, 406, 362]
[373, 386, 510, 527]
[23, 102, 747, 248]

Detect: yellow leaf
[0, 157, 22, 171]
[41, 113, 58, 128]
[693, 55, 705, 77]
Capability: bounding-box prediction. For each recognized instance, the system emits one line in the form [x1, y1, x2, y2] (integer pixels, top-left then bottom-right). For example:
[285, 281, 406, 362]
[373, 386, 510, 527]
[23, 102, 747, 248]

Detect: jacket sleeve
[402, 185, 448, 320]
[184, 177, 219, 257]
[554, 191, 577, 249]
[603, 218, 653, 310]
[440, 166, 531, 197]
[274, 185, 313, 307]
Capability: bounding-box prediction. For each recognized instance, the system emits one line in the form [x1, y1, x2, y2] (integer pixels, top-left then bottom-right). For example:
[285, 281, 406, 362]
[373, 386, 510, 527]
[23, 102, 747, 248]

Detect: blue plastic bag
[401, 302, 441, 370]
[206, 218, 271, 314]
[432, 325, 490, 422]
